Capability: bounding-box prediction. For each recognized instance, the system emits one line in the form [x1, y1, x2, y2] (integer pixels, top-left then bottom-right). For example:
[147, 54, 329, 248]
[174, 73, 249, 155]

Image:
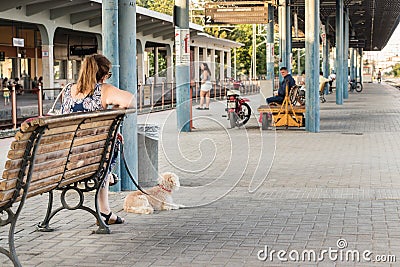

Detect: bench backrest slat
[0, 109, 134, 207]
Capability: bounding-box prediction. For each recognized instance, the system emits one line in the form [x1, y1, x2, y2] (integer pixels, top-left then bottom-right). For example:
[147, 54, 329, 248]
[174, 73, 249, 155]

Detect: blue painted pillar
[174, 0, 191, 132]
[343, 8, 349, 99]
[119, 0, 138, 191]
[305, 0, 320, 133]
[322, 19, 330, 78]
[102, 0, 121, 192]
[102, 0, 119, 87]
[286, 2, 292, 73]
[278, 0, 289, 79]
[322, 21, 330, 94]
[266, 4, 275, 83]
[335, 0, 344, 105]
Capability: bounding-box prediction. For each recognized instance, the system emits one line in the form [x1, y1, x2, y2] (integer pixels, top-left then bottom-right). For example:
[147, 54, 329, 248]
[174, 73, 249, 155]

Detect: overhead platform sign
[205, 1, 270, 25]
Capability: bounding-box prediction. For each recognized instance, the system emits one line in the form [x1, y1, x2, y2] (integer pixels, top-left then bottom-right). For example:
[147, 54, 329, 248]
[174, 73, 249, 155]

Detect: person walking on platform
[328, 72, 336, 94]
[377, 70, 382, 83]
[197, 63, 212, 110]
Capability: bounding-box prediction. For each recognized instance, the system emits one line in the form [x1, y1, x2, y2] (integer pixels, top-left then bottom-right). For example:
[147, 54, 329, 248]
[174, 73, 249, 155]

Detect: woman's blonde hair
[76, 54, 111, 95]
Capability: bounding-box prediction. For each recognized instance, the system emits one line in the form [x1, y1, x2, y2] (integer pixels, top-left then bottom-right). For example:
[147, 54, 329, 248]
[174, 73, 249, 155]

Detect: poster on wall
[175, 28, 190, 65]
[13, 38, 24, 47]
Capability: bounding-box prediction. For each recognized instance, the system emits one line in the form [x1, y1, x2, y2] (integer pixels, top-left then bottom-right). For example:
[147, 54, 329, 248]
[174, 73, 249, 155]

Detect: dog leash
[118, 127, 189, 209]
[119, 136, 148, 195]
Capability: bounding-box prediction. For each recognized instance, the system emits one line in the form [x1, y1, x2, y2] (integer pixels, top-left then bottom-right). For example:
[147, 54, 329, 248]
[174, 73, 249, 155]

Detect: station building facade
[0, 3, 241, 99]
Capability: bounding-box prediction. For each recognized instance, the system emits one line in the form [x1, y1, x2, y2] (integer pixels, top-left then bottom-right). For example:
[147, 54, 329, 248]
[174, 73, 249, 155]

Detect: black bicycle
[348, 79, 363, 93]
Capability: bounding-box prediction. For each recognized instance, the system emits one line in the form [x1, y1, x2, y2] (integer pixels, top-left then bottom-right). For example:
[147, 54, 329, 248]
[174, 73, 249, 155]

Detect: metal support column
[305, 0, 320, 132]
[286, 1, 292, 73]
[102, 0, 121, 191]
[266, 4, 274, 82]
[234, 47, 237, 80]
[137, 40, 145, 85]
[210, 49, 216, 81]
[323, 18, 330, 78]
[174, 0, 191, 132]
[335, 0, 344, 104]
[226, 51, 232, 79]
[166, 44, 174, 84]
[102, 0, 119, 87]
[194, 46, 200, 82]
[252, 24, 257, 80]
[119, 0, 138, 191]
[220, 50, 225, 82]
[154, 47, 159, 85]
[343, 8, 349, 99]
[278, 0, 289, 79]
[265, 4, 275, 96]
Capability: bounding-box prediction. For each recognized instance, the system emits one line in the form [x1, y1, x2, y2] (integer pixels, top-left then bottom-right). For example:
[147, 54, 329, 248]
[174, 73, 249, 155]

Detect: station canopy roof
[0, 0, 398, 51]
[292, 0, 400, 51]
[0, 1, 197, 41]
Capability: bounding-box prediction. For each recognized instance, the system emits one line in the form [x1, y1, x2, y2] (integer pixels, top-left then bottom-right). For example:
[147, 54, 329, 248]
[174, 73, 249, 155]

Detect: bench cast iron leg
[94, 187, 111, 234]
[0, 209, 22, 267]
[37, 191, 55, 232]
[36, 187, 111, 234]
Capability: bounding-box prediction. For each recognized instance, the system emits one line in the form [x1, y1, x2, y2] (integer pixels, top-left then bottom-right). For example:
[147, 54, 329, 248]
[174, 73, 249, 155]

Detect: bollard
[38, 83, 43, 117]
[11, 84, 17, 129]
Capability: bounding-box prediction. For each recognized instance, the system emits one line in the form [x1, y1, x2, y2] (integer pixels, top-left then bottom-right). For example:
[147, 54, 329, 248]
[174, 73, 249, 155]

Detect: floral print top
[61, 83, 103, 114]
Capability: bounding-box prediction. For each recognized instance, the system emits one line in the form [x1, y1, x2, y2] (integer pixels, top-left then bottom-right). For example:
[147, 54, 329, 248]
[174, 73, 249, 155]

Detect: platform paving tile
[1, 83, 400, 266]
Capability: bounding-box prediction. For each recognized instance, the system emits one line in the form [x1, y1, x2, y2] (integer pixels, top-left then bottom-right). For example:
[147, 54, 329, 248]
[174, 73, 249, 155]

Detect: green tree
[209, 25, 278, 78]
[137, 1, 280, 78]
[136, 0, 149, 7]
[139, 0, 173, 15]
[392, 63, 400, 77]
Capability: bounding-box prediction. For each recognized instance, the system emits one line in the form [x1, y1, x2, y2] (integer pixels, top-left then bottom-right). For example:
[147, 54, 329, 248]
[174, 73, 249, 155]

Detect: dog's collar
[159, 184, 172, 193]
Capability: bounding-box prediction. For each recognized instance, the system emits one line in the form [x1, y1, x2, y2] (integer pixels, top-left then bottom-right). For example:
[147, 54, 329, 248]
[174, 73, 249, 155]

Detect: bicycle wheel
[355, 82, 363, 92]
[289, 87, 298, 105]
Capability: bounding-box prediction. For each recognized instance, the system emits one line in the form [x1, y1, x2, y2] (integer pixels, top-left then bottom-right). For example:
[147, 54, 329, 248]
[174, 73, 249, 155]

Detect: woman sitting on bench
[266, 67, 296, 105]
[61, 54, 135, 225]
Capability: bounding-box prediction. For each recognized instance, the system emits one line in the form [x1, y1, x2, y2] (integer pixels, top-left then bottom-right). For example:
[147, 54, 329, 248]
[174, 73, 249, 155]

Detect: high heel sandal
[109, 173, 119, 187]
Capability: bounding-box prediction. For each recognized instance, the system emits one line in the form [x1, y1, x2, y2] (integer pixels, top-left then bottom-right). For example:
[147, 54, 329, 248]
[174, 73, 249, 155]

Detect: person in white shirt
[328, 72, 336, 94]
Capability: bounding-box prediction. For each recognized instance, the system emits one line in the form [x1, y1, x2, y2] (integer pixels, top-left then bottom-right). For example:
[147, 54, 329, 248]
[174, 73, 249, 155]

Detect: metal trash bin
[138, 124, 159, 187]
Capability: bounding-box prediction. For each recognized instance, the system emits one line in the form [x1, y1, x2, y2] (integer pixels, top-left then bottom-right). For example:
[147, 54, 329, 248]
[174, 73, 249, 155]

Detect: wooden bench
[0, 109, 134, 267]
[258, 85, 305, 130]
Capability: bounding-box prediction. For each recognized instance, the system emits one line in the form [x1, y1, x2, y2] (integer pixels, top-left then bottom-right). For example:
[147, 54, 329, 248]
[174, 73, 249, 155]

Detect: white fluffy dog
[123, 172, 182, 214]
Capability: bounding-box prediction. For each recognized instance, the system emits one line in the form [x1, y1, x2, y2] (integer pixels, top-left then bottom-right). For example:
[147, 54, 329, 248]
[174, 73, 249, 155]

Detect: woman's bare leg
[205, 91, 211, 108]
[98, 177, 124, 222]
[199, 90, 205, 108]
